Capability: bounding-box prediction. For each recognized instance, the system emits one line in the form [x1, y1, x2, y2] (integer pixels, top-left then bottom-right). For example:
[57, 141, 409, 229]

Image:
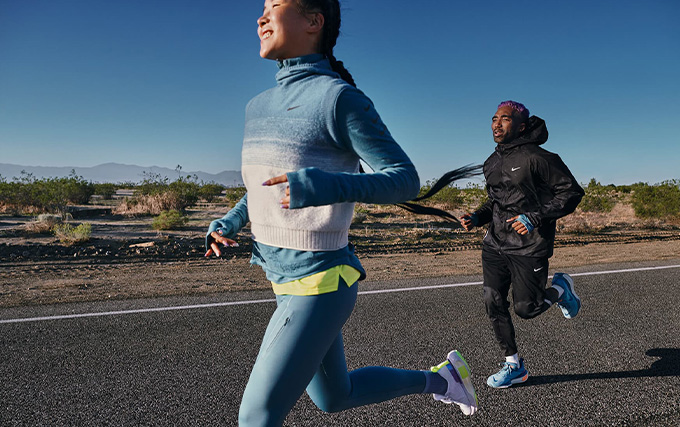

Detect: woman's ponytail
[397, 164, 484, 223]
[327, 53, 356, 88]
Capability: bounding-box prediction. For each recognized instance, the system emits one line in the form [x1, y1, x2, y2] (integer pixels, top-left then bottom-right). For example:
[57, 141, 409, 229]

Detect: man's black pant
[482, 247, 553, 357]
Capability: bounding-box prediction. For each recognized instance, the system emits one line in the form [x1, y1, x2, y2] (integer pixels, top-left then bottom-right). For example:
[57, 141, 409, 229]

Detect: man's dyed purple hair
[498, 100, 530, 123]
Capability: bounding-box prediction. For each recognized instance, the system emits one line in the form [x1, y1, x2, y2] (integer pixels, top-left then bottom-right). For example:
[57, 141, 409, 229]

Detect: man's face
[491, 106, 525, 144]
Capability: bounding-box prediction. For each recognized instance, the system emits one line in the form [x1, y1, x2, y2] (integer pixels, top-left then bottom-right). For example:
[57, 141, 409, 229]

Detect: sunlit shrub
[114, 172, 203, 215]
[199, 183, 225, 203]
[0, 170, 94, 213]
[53, 222, 92, 245]
[631, 180, 680, 219]
[223, 186, 247, 205]
[580, 178, 616, 213]
[152, 210, 188, 230]
[93, 183, 117, 200]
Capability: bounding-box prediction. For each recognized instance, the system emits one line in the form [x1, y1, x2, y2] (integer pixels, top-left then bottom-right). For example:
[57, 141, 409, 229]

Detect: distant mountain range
[0, 163, 244, 187]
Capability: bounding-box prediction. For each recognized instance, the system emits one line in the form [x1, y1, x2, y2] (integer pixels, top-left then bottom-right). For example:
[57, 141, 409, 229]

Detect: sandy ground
[2, 238, 680, 308]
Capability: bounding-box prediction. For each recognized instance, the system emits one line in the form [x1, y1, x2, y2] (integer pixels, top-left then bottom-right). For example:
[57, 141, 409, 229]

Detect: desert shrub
[355, 205, 370, 215]
[53, 222, 92, 245]
[113, 193, 184, 216]
[0, 175, 13, 212]
[413, 181, 488, 212]
[631, 181, 680, 219]
[199, 183, 225, 203]
[93, 183, 117, 199]
[0, 170, 94, 213]
[617, 184, 634, 194]
[136, 172, 199, 205]
[168, 177, 200, 207]
[352, 204, 371, 224]
[224, 186, 247, 204]
[0, 174, 8, 198]
[57, 171, 95, 205]
[24, 213, 67, 234]
[115, 173, 203, 215]
[417, 180, 464, 210]
[136, 172, 169, 196]
[152, 210, 188, 230]
[580, 179, 616, 213]
[117, 181, 137, 189]
[461, 184, 488, 212]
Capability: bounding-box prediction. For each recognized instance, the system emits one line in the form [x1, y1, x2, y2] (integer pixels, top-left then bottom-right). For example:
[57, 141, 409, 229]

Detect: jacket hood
[498, 115, 548, 150]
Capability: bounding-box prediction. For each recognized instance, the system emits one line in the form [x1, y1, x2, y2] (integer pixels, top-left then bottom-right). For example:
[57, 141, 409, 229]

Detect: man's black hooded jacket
[474, 116, 584, 258]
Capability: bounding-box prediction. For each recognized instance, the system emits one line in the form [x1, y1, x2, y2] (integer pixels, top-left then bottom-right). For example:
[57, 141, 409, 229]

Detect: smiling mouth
[261, 30, 273, 40]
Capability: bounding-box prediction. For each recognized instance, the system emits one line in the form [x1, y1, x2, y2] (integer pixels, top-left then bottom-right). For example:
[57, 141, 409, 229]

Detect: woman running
[205, 1, 477, 425]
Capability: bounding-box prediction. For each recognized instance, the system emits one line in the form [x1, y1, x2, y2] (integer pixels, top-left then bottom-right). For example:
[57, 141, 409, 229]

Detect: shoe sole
[556, 273, 581, 318]
[447, 350, 478, 412]
[487, 372, 529, 388]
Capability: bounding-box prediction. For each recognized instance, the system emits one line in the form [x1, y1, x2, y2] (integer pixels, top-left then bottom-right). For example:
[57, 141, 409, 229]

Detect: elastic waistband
[272, 265, 360, 296]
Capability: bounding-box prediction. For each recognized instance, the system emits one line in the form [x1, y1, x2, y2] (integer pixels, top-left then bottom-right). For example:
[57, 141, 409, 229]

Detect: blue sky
[1, 0, 678, 186]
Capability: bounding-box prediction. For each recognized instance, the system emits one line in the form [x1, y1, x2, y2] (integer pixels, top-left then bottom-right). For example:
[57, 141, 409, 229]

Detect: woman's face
[257, 0, 319, 60]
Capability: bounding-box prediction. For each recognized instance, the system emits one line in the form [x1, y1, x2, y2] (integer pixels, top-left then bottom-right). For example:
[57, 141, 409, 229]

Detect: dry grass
[113, 193, 184, 216]
[1, 203, 43, 216]
[23, 214, 67, 234]
[557, 203, 636, 233]
[557, 202, 678, 232]
[357, 201, 678, 237]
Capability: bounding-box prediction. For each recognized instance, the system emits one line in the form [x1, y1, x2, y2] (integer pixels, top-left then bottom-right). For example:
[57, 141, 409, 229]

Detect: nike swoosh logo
[511, 167, 521, 171]
[287, 105, 301, 111]
[534, 267, 544, 272]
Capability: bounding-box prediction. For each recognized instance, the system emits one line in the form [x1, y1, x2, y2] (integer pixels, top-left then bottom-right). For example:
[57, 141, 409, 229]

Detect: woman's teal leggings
[238, 279, 444, 426]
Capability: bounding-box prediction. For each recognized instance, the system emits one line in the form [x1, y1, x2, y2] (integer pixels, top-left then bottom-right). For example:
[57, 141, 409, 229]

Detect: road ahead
[2, 260, 679, 426]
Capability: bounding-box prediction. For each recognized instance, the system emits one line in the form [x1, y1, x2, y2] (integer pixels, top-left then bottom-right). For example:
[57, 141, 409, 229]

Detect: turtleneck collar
[275, 54, 338, 85]
[276, 53, 325, 69]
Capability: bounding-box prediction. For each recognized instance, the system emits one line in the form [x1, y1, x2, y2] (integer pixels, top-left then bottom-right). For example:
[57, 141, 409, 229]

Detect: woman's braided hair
[295, 0, 356, 87]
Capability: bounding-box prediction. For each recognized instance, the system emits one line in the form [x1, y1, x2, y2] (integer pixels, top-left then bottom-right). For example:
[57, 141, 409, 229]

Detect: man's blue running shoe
[552, 272, 581, 319]
[486, 359, 528, 388]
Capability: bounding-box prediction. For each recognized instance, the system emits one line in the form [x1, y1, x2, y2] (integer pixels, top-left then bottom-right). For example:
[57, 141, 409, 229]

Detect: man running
[460, 100, 585, 388]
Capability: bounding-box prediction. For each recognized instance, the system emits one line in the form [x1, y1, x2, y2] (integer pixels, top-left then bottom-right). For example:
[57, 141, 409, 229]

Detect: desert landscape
[2, 200, 679, 308]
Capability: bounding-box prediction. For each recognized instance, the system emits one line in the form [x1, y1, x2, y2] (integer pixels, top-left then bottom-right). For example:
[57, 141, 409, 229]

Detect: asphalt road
[2, 260, 679, 426]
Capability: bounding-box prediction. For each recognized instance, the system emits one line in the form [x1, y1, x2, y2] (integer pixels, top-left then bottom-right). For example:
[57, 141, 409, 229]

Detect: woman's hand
[263, 173, 290, 209]
[205, 231, 239, 257]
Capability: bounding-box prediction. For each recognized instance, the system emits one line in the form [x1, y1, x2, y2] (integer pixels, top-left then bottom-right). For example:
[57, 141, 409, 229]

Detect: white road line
[1, 264, 679, 325]
[0, 299, 276, 324]
[358, 281, 483, 295]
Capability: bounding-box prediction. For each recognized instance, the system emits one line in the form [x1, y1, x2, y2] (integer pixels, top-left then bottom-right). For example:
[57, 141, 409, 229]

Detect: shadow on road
[520, 348, 680, 386]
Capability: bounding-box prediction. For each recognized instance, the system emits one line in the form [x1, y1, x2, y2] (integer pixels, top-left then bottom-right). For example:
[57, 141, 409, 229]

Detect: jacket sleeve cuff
[517, 214, 536, 233]
[287, 168, 334, 209]
[205, 222, 233, 251]
[525, 212, 542, 228]
[286, 171, 306, 209]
